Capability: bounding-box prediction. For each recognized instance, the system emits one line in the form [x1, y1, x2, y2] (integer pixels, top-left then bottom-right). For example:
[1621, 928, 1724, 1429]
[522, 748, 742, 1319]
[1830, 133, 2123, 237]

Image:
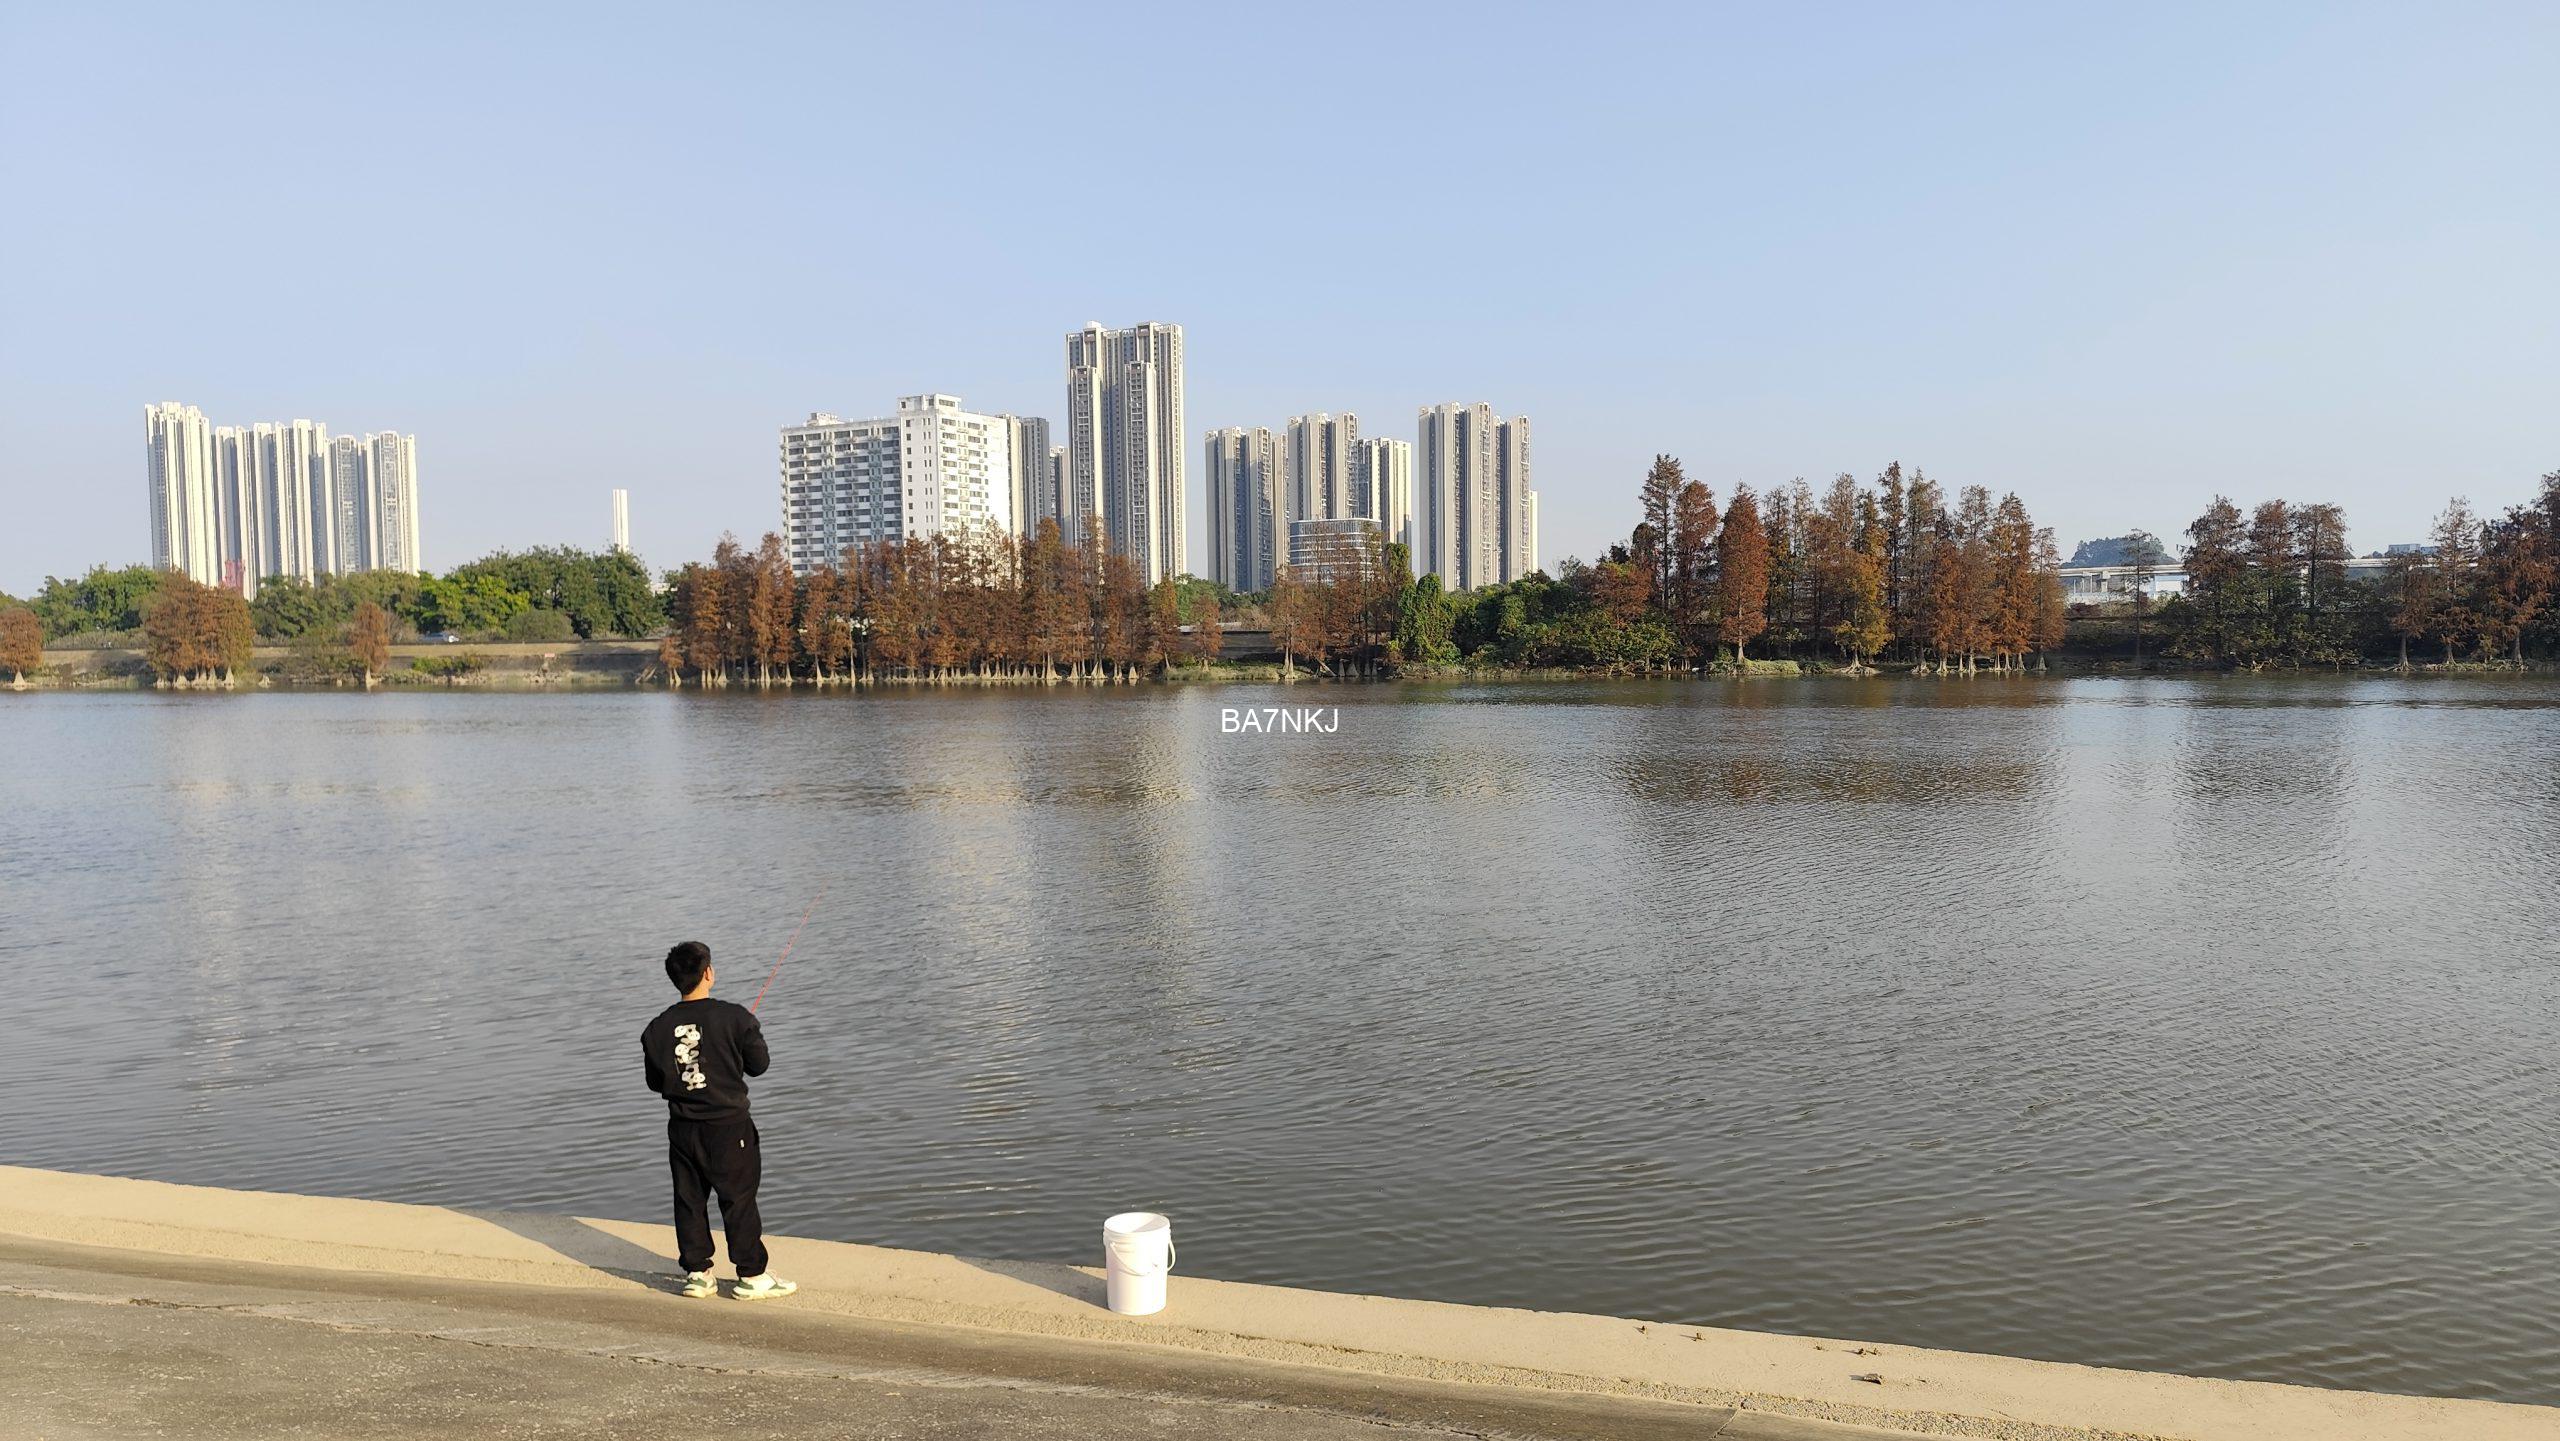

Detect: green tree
[582, 547, 664, 637]
[250, 576, 329, 640]
[445, 546, 662, 638]
[419, 572, 531, 635]
[504, 607, 576, 642]
[1393, 572, 1457, 666]
[331, 570, 433, 634]
[1168, 573, 1234, 627]
[31, 564, 164, 639]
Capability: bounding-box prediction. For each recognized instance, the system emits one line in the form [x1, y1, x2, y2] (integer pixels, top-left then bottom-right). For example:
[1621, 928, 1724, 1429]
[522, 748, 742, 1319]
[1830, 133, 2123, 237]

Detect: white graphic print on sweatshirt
[673, 1023, 707, 1091]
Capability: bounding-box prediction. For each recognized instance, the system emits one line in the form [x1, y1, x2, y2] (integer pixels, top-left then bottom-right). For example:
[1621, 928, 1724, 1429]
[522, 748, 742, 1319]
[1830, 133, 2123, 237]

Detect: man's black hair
[666, 940, 711, 994]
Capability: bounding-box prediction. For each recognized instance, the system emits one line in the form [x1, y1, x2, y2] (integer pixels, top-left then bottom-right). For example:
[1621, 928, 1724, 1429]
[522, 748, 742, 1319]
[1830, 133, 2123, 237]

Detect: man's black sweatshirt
[643, 998, 769, 1122]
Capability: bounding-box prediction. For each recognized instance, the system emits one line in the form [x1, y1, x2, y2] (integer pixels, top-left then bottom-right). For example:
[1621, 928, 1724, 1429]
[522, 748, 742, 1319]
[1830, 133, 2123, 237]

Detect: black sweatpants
[668, 1116, 767, 1276]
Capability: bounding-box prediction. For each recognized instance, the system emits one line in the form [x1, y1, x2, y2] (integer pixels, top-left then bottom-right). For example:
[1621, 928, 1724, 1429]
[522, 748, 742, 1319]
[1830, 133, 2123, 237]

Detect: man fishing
[642, 940, 797, 1301]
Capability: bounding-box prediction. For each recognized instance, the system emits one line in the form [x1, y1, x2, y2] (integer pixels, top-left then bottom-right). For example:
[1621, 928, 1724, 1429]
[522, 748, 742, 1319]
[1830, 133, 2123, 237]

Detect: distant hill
[2065, 534, 2173, 568]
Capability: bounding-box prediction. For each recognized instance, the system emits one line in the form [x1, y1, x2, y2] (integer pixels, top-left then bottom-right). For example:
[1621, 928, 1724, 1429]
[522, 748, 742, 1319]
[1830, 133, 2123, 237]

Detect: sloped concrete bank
[0, 1166, 2548, 1441]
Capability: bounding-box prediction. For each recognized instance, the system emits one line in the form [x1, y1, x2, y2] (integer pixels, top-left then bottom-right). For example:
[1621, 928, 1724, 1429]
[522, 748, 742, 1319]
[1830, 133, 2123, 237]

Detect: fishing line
[750, 882, 829, 1014]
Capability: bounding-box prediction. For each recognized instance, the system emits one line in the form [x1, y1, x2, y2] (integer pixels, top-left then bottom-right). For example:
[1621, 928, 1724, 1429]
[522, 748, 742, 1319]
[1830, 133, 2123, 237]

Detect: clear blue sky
[2, 1, 2553, 594]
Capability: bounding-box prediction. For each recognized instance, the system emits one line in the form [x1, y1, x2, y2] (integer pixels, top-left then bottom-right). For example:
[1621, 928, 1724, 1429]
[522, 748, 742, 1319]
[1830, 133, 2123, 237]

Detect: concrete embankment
[1, 1166, 2549, 1441]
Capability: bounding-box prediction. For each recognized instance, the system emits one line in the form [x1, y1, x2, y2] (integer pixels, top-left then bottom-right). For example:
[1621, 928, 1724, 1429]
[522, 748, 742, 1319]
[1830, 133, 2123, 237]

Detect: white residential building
[330, 435, 372, 571]
[1352, 437, 1414, 573]
[1205, 426, 1282, 593]
[1415, 403, 1491, 589]
[1415, 404, 1536, 590]
[144, 403, 219, 586]
[367, 431, 423, 574]
[212, 424, 273, 588]
[777, 393, 1011, 577]
[611, 488, 630, 553]
[1064, 321, 1185, 584]
[149, 403, 418, 596]
[279, 420, 335, 578]
[1002, 414, 1054, 534]
[1283, 412, 1360, 530]
[1497, 414, 1535, 581]
[210, 423, 261, 587]
[780, 412, 899, 573]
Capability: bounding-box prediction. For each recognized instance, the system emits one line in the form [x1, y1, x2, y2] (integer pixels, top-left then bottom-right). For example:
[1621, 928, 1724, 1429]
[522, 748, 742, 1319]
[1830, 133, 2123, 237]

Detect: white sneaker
[679, 1271, 715, 1299]
[731, 1273, 797, 1301]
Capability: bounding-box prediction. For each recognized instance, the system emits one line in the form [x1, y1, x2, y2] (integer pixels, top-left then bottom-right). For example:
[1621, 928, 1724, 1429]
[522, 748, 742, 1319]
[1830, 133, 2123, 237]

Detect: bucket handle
[1107, 1236, 1176, 1277]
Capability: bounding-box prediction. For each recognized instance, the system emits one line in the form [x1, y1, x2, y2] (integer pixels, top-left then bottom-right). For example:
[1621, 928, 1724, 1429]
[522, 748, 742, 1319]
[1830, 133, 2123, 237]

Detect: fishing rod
[750, 882, 830, 1014]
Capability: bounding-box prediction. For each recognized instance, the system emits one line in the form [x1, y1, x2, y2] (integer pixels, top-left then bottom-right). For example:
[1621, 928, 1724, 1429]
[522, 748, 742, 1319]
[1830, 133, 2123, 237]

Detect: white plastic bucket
[1102, 1211, 1174, 1316]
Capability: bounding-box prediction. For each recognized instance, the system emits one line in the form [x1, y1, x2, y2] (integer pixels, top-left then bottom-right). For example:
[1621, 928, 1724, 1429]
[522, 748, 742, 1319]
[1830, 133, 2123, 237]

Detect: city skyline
[5, 6, 2555, 595]
[1203, 410, 1444, 587]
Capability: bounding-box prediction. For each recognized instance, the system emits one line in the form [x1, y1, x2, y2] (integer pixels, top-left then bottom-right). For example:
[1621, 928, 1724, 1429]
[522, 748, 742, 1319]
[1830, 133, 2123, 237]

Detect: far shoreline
[9, 638, 2555, 694]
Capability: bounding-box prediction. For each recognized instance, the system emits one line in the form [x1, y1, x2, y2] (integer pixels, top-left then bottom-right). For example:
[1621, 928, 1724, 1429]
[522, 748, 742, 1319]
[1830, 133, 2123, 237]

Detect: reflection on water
[3, 678, 2557, 1403]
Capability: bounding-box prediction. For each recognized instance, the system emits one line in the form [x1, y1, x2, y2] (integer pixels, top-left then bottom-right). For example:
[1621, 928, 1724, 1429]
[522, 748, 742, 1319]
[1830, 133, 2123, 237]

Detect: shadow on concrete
[465, 1209, 678, 1291]
[957, 1255, 1108, 1310]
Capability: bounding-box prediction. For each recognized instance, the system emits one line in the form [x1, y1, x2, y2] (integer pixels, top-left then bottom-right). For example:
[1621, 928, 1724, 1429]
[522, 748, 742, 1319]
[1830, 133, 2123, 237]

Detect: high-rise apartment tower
[1205, 426, 1282, 593]
[1064, 321, 1185, 583]
[1415, 404, 1536, 590]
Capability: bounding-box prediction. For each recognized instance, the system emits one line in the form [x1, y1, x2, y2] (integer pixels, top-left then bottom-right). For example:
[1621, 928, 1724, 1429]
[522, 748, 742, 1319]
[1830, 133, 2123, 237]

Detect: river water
[3, 679, 2556, 1403]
